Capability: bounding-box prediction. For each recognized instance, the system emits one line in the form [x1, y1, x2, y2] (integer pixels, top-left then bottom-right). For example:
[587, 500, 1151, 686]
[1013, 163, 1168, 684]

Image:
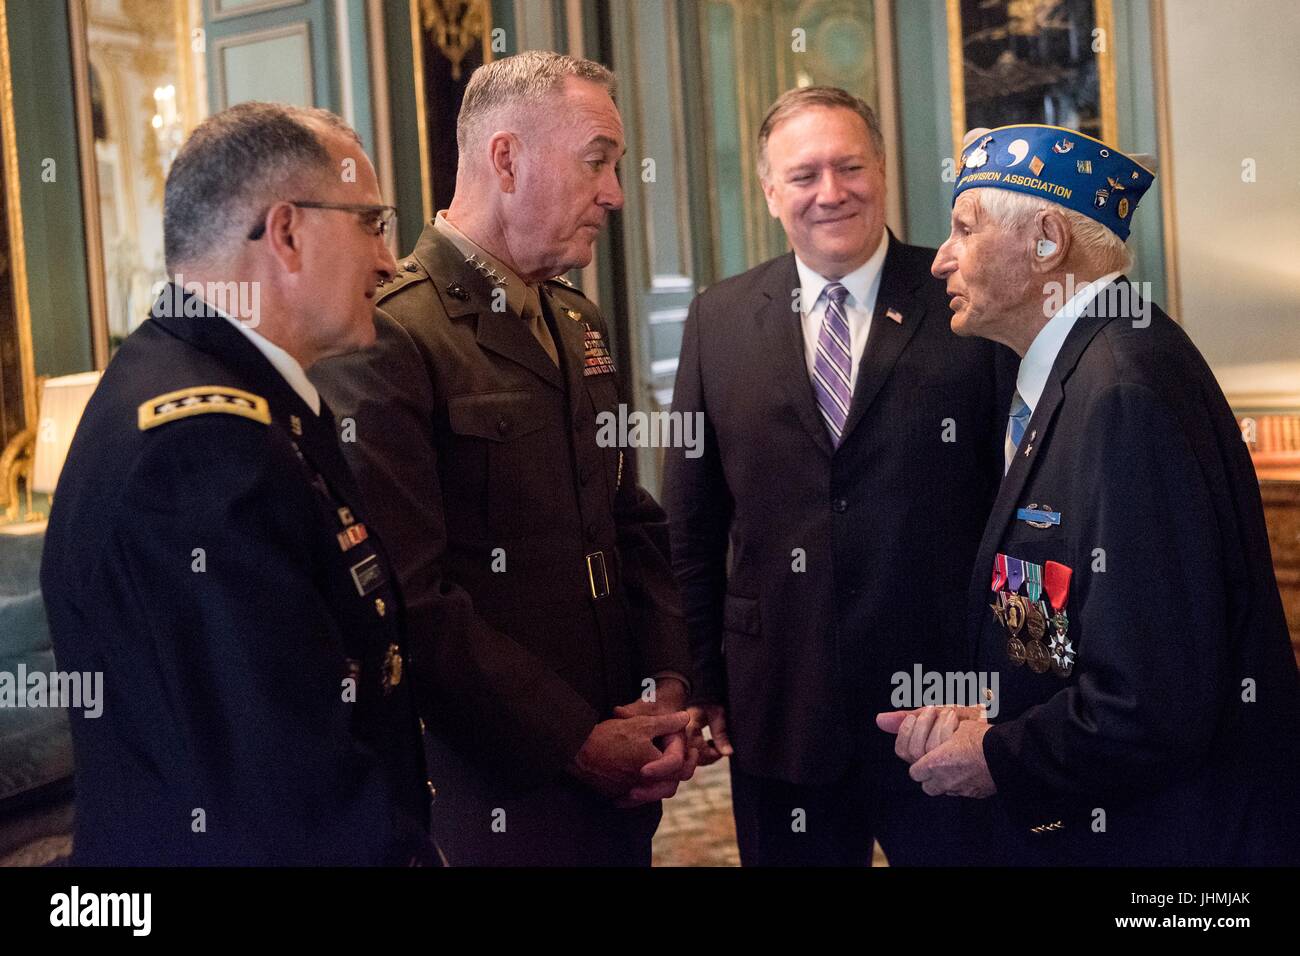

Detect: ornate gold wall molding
[409, 0, 493, 224]
[416, 0, 487, 81]
[68, 0, 111, 369]
[1149, 0, 1180, 319]
[0, 0, 38, 514]
[408, 0, 433, 224]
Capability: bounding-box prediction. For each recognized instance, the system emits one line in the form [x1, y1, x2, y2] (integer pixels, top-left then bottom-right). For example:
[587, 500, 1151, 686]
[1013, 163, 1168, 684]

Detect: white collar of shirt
[1015, 270, 1122, 413]
[794, 232, 889, 317]
[794, 234, 889, 395]
[223, 315, 321, 415]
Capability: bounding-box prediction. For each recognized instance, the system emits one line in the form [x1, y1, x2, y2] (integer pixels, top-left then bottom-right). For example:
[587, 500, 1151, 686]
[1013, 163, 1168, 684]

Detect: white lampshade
[31, 371, 103, 495]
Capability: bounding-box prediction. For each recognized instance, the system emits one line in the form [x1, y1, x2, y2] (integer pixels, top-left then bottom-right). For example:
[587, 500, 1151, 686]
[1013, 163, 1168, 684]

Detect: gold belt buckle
[585, 551, 610, 600]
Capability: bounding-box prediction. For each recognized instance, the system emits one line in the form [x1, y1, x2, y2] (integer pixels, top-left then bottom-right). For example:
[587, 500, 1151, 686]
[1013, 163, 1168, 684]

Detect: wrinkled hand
[909, 718, 996, 798]
[876, 705, 995, 798]
[686, 703, 733, 767]
[568, 711, 689, 802]
[610, 679, 696, 807]
[876, 705, 985, 765]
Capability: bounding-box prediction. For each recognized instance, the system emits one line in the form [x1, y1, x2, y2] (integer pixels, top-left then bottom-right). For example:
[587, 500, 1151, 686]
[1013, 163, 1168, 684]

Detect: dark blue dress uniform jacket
[970, 280, 1300, 865]
[40, 289, 433, 865]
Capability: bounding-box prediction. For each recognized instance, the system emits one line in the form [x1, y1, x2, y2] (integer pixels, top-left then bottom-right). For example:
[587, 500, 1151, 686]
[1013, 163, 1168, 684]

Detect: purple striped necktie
[811, 281, 852, 446]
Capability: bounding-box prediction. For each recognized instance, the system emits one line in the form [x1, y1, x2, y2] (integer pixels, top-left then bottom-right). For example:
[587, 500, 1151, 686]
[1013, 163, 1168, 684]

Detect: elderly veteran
[878, 125, 1300, 865]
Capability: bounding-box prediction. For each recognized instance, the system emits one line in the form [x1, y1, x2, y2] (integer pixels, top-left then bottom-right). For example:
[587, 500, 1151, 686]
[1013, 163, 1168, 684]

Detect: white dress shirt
[224, 315, 321, 415]
[1015, 271, 1123, 415]
[795, 234, 889, 398]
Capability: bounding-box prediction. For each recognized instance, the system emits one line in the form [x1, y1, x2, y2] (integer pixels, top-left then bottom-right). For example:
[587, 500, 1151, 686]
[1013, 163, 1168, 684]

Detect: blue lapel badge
[1016, 502, 1061, 529]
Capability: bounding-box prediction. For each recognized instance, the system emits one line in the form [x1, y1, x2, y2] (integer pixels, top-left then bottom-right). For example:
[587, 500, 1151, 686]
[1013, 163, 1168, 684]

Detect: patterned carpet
[651, 758, 888, 866]
[651, 758, 742, 866]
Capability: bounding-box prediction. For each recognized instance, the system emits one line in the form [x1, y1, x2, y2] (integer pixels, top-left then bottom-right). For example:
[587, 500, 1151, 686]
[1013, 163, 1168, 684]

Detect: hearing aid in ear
[1036, 239, 1057, 258]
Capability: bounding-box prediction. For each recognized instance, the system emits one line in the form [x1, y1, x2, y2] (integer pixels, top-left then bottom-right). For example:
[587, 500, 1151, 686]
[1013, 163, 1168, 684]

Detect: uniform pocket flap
[722, 593, 761, 636]
[448, 390, 549, 442]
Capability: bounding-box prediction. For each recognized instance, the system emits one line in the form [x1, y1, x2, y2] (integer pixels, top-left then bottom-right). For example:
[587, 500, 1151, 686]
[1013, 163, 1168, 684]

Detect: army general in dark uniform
[313, 52, 694, 866]
[41, 104, 433, 865]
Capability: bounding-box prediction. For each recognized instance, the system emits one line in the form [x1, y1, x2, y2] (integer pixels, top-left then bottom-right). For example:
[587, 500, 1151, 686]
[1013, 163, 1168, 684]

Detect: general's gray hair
[973, 188, 1135, 275]
[757, 86, 886, 180]
[456, 50, 616, 154]
[164, 102, 360, 271]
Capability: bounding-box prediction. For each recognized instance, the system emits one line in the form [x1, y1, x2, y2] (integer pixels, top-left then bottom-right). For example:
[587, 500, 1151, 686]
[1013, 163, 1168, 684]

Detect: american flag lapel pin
[886, 307, 903, 324]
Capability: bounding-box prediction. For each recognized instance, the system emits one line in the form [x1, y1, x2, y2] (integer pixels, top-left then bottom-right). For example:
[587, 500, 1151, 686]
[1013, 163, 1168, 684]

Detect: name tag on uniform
[350, 554, 385, 596]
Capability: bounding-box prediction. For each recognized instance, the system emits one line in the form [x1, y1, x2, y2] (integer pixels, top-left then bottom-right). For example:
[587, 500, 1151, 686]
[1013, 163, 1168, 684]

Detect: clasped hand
[570, 680, 702, 807]
[875, 705, 997, 799]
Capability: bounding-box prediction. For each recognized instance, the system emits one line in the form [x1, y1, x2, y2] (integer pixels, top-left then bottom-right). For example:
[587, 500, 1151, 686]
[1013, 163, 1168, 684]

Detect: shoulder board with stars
[138, 386, 271, 431]
[375, 258, 429, 306]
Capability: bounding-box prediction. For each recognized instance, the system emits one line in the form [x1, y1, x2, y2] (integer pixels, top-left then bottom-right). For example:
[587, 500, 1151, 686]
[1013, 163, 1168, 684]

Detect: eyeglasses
[246, 201, 398, 240]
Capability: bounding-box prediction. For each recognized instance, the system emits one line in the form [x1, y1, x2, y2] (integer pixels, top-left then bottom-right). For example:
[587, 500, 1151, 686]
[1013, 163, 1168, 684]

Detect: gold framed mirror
[68, 0, 206, 368]
[0, 0, 38, 520]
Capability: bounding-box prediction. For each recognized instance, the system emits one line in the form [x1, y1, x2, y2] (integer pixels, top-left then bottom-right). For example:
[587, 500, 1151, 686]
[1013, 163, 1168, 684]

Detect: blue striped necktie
[1005, 390, 1031, 472]
[812, 282, 852, 446]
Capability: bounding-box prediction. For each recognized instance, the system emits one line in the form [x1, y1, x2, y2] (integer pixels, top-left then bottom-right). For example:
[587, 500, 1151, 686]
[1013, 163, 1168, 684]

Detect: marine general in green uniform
[312, 51, 696, 866]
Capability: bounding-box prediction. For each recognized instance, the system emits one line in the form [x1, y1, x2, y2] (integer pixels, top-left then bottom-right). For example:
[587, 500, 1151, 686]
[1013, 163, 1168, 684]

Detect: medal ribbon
[1006, 556, 1025, 594]
[1044, 560, 1072, 611]
[991, 553, 1008, 592]
[1024, 561, 1043, 603]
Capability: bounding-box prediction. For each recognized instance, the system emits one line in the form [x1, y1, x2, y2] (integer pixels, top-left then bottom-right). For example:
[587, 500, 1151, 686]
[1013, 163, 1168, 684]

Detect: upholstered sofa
[0, 529, 74, 865]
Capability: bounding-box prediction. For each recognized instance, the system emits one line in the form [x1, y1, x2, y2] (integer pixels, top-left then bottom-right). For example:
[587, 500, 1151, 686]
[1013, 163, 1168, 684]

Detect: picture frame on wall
[945, 0, 1118, 158]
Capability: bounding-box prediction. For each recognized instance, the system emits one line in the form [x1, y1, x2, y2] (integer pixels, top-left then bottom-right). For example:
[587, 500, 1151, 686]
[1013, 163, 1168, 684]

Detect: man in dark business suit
[663, 87, 1013, 866]
[41, 103, 433, 865]
[312, 51, 694, 866]
[882, 125, 1300, 864]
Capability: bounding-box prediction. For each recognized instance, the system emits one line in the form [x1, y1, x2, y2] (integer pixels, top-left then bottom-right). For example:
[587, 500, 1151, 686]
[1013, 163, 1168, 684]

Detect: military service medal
[1022, 561, 1051, 673]
[1005, 556, 1027, 631]
[1044, 560, 1075, 677]
[1024, 561, 1047, 640]
[991, 555, 1022, 665]
[1004, 599, 1026, 665]
[989, 554, 1008, 627]
[1002, 555, 1029, 666]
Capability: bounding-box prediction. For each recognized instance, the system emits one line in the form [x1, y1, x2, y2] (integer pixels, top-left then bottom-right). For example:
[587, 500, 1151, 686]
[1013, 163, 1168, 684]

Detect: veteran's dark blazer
[969, 280, 1300, 865]
[41, 289, 432, 866]
[311, 226, 691, 866]
[663, 234, 1014, 785]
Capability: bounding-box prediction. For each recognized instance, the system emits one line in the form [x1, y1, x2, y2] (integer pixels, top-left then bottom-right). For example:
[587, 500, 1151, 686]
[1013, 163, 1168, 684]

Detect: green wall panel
[204, 0, 338, 114]
[383, 0, 426, 252]
[895, 0, 954, 250]
[7, 0, 93, 376]
[704, 1, 747, 280]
